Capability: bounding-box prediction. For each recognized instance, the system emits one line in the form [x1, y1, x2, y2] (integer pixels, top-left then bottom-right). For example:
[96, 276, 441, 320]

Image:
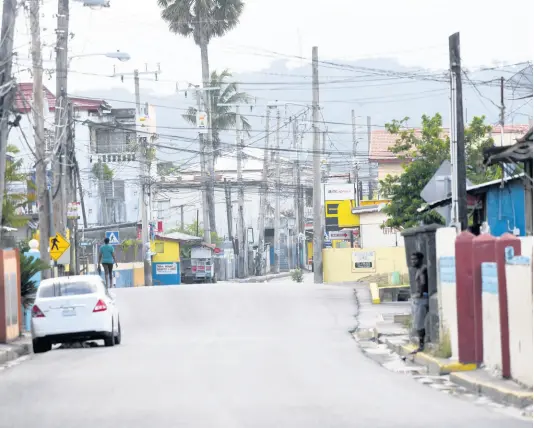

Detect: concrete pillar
[495, 233, 522, 378]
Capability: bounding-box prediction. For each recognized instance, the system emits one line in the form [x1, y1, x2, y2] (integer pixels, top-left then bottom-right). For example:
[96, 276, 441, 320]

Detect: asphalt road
[0, 281, 529, 427]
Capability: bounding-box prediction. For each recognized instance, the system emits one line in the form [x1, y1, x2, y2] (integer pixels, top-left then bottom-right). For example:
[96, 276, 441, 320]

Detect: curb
[0, 338, 32, 366]
[450, 372, 534, 409]
[234, 272, 292, 283]
[384, 338, 477, 375]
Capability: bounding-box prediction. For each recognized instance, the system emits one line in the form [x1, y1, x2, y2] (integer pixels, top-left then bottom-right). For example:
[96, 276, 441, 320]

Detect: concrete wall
[0, 249, 21, 343]
[359, 211, 404, 248]
[506, 257, 533, 388]
[323, 247, 407, 283]
[481, 262, 502, 374]
[435, 227, 458, 359]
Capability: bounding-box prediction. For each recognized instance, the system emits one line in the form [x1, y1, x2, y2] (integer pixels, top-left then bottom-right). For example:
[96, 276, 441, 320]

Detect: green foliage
[91, 163, 114, 180]
[2, 145, 34, 228]
[379, 114, 499, 229]
[182, 69, 252, 158]
[120, 239, 141, 260]
[17, 239, 31, 254]
[291, 268, 304, 283]
[157, 0, 244, 45]
[20, 253, 49, 307]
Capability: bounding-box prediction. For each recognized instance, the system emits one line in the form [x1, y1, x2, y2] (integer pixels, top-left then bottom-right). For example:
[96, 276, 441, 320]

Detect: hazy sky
[12, 0, 533, 96]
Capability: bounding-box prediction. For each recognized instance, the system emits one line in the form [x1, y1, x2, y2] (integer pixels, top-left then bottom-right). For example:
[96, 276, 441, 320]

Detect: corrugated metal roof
[156, 232, 202, 242]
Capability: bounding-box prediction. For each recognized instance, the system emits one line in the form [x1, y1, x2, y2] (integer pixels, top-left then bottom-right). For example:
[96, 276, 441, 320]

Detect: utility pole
[66, 102, 77, 274]
[180, 205, 184, 230]
[0, 0, 17, 241]
[195, 88, 211, 244]
[500, 76, 505, 147]
[257, 106, 271, 275]
[224, 178, 233, 241]
[449, 32, 468, 231]
[52, 0, 69, 237]
[235, 106, 246, 277]
[367, 116, 372, 199]
[273, 108, 281, 274]
[293, 116, 304, 269]
[351, 110, 360, 206]
[29, 0, 50, 270]
[312, 46, 322, 283]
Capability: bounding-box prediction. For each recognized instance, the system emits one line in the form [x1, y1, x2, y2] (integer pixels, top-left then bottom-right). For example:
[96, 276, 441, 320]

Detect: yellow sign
[49, 233, 70, 261]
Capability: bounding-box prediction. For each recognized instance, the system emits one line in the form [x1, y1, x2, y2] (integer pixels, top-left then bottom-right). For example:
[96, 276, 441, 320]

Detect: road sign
[49, 233, 70, 262]
[67, 202, 81, 219]
[196, 111, 208, 134]
[105, 231, 120, 245]
[329, 230, 350, 240]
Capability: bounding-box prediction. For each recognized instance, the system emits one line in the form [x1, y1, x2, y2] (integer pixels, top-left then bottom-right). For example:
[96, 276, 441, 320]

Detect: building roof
[155, 231, 203, 243]
[351, 203, 388, 214]
[484, 126, 533, 166]
[14, 83, 109, 113]
[418, 174, 525, 213]
[370, 125, 530, 162]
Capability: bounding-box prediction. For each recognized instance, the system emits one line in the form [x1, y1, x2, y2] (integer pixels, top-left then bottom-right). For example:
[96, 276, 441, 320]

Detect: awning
[484, 127, 533, 166]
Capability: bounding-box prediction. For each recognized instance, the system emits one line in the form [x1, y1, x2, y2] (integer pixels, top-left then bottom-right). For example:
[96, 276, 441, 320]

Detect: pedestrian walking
[99, 238, 118, 288]
[410, 251, 429, 352]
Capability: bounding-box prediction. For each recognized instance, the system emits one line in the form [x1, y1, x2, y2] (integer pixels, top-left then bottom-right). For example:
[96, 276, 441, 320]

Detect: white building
[10, 83, 152, 231]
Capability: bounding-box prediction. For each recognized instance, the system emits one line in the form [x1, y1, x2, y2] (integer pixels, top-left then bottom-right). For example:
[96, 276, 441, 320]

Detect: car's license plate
[62, 307, 76, 317]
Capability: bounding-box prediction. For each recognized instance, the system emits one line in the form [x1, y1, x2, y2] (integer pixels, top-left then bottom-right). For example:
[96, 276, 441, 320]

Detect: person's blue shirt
[100, 244, 115, 264]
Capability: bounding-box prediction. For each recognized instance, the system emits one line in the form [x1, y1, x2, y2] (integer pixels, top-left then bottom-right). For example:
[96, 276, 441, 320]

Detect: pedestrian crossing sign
[105, 231, 120, 246]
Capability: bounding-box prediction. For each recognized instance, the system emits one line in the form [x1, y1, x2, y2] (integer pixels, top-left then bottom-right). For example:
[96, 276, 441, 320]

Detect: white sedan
[31, 275, 121, 353]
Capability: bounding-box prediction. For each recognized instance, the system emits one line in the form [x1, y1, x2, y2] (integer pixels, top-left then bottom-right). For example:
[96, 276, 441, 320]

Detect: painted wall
[506, 257, 533, 388]
[323, 247, 408, 283]
[0, 249, 21, 343]
[486, 182, 526, 237]
[481, 262, 502, 374]
[151, 239, 180, 263]
[359, 211, 404, 248]
[435, 227, 459, 360]
[377, 162, 404, 181]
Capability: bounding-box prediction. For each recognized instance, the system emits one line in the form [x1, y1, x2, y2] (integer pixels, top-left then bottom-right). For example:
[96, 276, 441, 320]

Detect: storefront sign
[324, 183, 356, 201]
[351, 251, 375, 271]
[156, 263, 178, 275]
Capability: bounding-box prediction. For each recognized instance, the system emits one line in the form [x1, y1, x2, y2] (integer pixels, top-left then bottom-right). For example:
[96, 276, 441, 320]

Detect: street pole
[351, 109, 360, 206]
[312, 46, 322, 283]
[52, 0, 69, 238]
[257, 106, 271, 275]
[367, 116, 372, 199]
[0, 0, 17, 241]
[500, 76, 505, 147]
[67, 102, 77, 274]
[449, 32, 468, 231]
[134, 70, 141, 114]
[236, 106, 246, 277]
[273, 109, 281, 274]
[196, 88, 211, 244]
[180, 205, 184, 230]
[29, 0, 50, 271]
[224, 178, 233, 240]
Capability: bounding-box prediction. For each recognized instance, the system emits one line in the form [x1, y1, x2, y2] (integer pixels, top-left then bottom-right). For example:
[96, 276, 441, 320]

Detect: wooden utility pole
[180, 205, 185, 230]
[29, 0, 50, 269]
[195, 88, 211, 244]
[312, 46, 322, 283]
[66, 102, 77, 274]
[500, 76, 505, 147]
[52, 0, 69, 237]
[449, 32, 468, 231]
[273, 109, 281, 274]
[257, 106, 271, 275]
[0, 0, 17, 240]
[367, 116, 372, 199]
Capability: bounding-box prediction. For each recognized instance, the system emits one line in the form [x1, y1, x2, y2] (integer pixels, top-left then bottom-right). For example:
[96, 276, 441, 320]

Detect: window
[327, 204, 339, 215]
[38, 281, 97, 297]
[155, 242, 164, 253]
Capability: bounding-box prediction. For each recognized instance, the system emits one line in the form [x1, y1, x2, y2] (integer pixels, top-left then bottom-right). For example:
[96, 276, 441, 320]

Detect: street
[0, 281, 529, 428]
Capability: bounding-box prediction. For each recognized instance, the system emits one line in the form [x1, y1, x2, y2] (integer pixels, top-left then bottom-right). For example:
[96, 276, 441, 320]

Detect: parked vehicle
[191, 246, 216, 283]
[31, 275, 121, 353]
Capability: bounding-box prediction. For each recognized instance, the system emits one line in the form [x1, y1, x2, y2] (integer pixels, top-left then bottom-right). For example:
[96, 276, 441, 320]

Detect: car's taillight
[31, 305, 45, 318]
[93, 299, 107, 312]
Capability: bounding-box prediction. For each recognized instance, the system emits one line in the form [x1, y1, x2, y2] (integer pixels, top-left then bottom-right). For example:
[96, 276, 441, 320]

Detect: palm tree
[158, 0, 245, 235]
[183, 69, 252, 159]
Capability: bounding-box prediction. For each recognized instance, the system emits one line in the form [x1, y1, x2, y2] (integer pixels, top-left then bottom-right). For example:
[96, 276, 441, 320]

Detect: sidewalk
[353, 284, 533, 414]
[234, 272, 292, 283]
[0, 333, 32, 366]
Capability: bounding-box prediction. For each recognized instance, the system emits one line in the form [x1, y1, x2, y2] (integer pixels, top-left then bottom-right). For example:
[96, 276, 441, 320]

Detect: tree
[379, 113, 498, 229]
[182, 69, 252, 159]
[2, 145, 35, 228]
[168, 220, 221, 258]
[158, 0, 245, 236]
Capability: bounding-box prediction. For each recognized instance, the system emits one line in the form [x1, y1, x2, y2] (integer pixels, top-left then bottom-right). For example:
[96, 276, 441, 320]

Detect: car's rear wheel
[32, 338, 51, 354]
[104, 319, 115, 347]
[114, 319, 122, 345]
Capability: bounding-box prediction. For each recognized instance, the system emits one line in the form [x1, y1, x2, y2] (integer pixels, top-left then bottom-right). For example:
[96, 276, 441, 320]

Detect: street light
[68, 51, 131, 67]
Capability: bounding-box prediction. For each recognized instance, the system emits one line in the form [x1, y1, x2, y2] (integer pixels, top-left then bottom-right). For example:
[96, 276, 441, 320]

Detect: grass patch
[430, 328, 452, 359]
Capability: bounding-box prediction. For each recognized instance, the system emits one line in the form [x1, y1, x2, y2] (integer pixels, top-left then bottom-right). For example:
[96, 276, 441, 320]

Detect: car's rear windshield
[38, 281, 98, 298]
